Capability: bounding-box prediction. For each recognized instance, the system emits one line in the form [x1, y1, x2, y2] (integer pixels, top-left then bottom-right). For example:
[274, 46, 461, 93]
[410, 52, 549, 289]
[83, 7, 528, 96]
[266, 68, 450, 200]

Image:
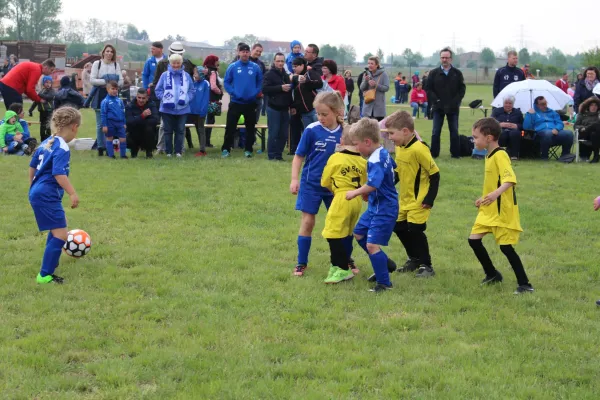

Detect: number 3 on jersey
[352, 176, 361, 189]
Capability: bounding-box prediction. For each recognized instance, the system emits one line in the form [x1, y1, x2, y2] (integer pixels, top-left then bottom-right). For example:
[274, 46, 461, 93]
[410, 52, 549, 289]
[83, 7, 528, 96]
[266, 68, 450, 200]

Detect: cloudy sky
[61, 0, 599, 58]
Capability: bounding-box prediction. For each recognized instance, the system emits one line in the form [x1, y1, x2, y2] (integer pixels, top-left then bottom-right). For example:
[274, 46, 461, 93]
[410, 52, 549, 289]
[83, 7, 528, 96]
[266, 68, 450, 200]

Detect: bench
[390, 104, 489, 118]
[203, 124, 268, 153]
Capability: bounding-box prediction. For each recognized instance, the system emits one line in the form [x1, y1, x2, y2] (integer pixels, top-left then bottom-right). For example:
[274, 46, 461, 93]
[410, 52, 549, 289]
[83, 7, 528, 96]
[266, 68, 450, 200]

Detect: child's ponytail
[45, 107, 82, 150]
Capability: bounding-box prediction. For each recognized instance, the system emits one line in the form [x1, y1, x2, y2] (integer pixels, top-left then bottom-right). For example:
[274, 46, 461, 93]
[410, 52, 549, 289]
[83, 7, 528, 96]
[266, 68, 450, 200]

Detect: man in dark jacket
[305, 44, 323, 75]
[54, 76, 84, 109]
[492, 95, 524, 159]
[289, 57, 322, 153]
[126, 88, 159, 158]
[250, 43, 267, 123]
[262, 52, 292, 160]
[493, 50, 525, 98]
[426, 47, 466, 158]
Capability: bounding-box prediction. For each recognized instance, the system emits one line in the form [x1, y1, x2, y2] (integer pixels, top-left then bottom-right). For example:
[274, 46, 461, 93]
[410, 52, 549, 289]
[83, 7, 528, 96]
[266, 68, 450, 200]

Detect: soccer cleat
[514, 284, 534, 294]
[324, 267, 355, 284]
[367, 258, 397, 282]
[221, 150, 230, 158]
[36, 273, 64, 284]
[325, 265, 337, 281]
[415, 265, 435, 278]
[596, 300, 600, 306]
[293, 264, 307, 276]
[348, 257, 360, 274]
[369, 283, 393, 292]
[481, 271, 503, 285]
[195, 151, 207, 157]
[244, 151, 252, 158]
[398, 258, 420, 273]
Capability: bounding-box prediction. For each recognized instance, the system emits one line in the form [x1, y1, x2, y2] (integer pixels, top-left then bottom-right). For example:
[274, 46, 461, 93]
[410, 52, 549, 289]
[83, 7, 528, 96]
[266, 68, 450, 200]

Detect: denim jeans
[537, 129, 573, 160]
[411, 102, 428, 117]
[267, 106, 290, 160]
[95, 109, 104, 149]
[431, 109, 460, 158]
[300, 109, 317, 128]
[162, 113, 187, 155]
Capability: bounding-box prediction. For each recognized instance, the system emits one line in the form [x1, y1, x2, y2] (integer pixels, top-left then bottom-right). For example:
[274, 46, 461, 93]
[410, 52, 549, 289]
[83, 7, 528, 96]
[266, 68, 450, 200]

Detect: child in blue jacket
[189, 68, 211, 156]
[101, 81, 127, 159]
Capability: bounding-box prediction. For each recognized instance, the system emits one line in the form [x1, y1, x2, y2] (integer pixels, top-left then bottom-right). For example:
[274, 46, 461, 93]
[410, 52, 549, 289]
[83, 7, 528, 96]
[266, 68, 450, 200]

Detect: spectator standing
[574, 97, 600, 163]
[574, 67, 600, 111]
[7, 55, 18, 72]
[203, 55, 222, 148]
[221, 44, 263, 158]
[36, 76, 56, 142]
[250, 44, 266, 123]
[100, 81, 128, 159]
[394, 72, 402, 103]
[189, 67, 211, 157]
[305, 44, 323, 75]
[322, 60, 346, 99]
[82, 62, 92, 97]
[360, 56, 389, 121]
[344, 70, 354, 107]
[410, 82, 428, 119]
[555, 72, 569, 94]
[285, 40, 303, 74]
[492, 95, 523, 159]
[142, 41, 166, 90]
[263, 52, 292, 161]
[426, 47, 466, 158]
[523, 96, 574, 160]
[522, 64, 535, 79]
[0, 59, 55, 109]
[89, 44, 123, 156]
[398, 76, 409, 104]
[289, 57, 323, 153]
[412, 71, 420, 86]
[493, 50, 525, 98]
[126, 88, 159, 158]
[155, 54, 196, 158]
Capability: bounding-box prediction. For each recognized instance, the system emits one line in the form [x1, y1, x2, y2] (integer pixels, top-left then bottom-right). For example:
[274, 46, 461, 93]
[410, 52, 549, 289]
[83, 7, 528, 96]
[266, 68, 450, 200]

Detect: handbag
[364, 74, 382, 104]
[208, 101, 222, 116]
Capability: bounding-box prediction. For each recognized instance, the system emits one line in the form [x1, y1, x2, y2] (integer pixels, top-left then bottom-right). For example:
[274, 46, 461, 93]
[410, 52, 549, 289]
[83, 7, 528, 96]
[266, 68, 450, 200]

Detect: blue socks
[297, 235, 312, 266]
[40, 236, 66, 277]
[369, 251, 391, 286]
[343, 235, 354, 258]
[120, 141, 127, 157]
[105, 139, 114, 157]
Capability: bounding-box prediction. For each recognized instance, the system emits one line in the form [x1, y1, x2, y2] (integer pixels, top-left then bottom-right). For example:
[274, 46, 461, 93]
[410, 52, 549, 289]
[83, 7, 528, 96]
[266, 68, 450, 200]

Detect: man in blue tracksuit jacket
[523, 95, 573, 160]
[493, 51, 525, 98]
[142, 42, 167, 90]
[221, 43, 263, 158]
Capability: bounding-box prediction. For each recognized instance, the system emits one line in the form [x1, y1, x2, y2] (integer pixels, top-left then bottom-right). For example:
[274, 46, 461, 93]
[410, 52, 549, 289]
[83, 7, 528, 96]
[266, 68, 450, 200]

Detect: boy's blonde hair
[350, 117, 380, 144]
[385, 110, 414, 131]
[45, 107, 82, 150]
[169, 54, 183, 64]
[314, 91, 345, 124]
[340, 124, 354, 146]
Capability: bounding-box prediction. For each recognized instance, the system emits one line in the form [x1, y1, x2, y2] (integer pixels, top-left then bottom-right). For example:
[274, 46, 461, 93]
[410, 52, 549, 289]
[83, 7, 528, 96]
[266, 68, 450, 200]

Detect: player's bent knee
[366, 243, 380, 254]
[51, 228, 68, 241]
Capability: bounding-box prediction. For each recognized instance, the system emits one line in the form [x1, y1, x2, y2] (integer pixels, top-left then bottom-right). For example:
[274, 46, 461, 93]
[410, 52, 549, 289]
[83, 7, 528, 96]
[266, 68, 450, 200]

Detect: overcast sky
[61, 0, 599, 58]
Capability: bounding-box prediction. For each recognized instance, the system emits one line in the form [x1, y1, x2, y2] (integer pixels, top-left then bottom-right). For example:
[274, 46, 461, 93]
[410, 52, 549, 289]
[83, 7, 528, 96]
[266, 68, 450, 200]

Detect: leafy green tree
[518, 48, 530, 64]
[8, 0, 61, 41]
[480, 47, 495, 77]
[363, 52, 373, 63]
[376, 47, 384, 61]
[583, 47, 600, 67]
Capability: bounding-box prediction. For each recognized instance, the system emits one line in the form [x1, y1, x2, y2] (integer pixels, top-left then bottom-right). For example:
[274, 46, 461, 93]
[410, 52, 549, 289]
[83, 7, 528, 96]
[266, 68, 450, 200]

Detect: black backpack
[459, 135, 474, 157]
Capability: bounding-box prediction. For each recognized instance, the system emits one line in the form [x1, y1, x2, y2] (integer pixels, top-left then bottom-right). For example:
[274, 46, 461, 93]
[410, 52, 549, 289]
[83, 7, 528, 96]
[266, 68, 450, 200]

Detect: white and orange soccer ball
[63, 229, 92, 258]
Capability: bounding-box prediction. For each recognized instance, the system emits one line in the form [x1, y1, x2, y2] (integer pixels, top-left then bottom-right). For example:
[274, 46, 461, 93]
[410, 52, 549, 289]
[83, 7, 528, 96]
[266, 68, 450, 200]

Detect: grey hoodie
[360, 68, 389, 118]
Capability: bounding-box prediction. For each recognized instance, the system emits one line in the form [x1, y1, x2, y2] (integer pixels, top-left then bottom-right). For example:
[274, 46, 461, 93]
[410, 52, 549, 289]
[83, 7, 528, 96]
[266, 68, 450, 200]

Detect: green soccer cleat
[324, 265, 337, 282]
[324, 267, 354, 284]
[36, 273, 64, 284]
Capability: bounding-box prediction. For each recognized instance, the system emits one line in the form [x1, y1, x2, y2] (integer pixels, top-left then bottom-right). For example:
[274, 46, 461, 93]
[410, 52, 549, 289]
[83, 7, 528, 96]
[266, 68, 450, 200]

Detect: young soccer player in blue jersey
[290, 91, 345, 276]
[29, 107, 82, 284]
[346, 118, 399, 292]
[101, 81, 127, 159]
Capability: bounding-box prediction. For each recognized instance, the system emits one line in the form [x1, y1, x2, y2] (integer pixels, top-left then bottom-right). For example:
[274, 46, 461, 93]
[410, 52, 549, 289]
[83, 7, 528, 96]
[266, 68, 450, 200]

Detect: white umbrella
[491, 79, 573, 112]
[593, 83, 600, 96]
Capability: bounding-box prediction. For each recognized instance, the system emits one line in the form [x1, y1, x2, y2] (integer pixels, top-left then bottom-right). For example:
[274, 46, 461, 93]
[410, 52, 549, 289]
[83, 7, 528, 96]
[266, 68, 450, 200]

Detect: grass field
[2, 84, 600, 399]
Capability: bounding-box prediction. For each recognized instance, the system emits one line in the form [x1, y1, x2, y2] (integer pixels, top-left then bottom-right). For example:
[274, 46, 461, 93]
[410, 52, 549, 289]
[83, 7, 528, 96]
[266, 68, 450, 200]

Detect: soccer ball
[63, 229, 92, 258]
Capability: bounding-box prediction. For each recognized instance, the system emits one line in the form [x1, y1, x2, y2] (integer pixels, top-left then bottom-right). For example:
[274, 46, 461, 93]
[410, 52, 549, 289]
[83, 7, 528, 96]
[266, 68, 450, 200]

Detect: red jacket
[1, 62, 43, 102]
[410, 88, 428, 104]
[555, 79, 568, 94]
[324, 74, 346, 99]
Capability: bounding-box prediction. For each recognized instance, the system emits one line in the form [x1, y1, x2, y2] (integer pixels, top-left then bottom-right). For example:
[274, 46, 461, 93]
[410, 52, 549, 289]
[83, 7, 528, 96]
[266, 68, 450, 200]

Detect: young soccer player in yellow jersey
[321, 126, 367, 284]
[385, 111, 440, 277]
[469, 118, 533, 294]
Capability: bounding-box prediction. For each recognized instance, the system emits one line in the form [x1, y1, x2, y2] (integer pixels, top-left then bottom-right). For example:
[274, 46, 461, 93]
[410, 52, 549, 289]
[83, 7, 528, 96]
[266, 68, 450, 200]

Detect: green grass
[2, 85, 600, 399]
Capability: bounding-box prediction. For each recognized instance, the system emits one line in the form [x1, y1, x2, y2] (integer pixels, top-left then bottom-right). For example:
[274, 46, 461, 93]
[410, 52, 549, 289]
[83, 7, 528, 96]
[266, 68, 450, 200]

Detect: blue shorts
[353, 210, 396, 246]
[31, 202, 66, 231]
[106, 124, 126, 139]
[295, 187, 333, 215]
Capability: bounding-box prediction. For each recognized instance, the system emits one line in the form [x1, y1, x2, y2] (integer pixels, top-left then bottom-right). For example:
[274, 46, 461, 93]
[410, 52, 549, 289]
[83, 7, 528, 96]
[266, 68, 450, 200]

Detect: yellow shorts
[470, 223, 521, 245]
[322, 195, 362, 239]
[397, 207, 431, 225]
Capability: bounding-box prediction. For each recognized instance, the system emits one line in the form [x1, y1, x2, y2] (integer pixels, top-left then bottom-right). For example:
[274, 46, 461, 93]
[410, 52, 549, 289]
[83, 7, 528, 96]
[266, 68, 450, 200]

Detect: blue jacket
[285, 40, 304, 74]
[142, 55, 166, 89]
[224, 60, 263, 105]
[155, 66, 196, 115]
[523, 104, 564, 132]
[493, 64, 525, 97]
[100, 94, 126, 127]
[189, 79, 210, 117]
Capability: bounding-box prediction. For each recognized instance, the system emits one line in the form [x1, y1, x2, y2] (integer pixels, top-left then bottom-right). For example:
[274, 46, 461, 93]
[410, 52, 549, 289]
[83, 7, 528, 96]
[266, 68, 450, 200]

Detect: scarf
[163, 66, 189, 109]
[585, 78, 599, 91]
